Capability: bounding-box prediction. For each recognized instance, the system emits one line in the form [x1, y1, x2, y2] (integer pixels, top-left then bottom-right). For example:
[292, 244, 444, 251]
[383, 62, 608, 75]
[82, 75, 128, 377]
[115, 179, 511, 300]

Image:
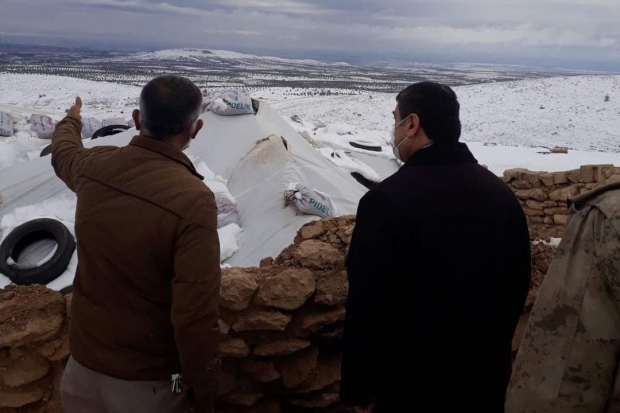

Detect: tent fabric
[0, 102, 368, 268]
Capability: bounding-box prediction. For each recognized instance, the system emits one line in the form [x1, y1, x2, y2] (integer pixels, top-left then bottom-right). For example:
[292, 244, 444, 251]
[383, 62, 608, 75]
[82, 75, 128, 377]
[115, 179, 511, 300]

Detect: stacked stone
[216, 216, 355, 413]
[503, 165, 620, 238]
[0, 285, 70, 412]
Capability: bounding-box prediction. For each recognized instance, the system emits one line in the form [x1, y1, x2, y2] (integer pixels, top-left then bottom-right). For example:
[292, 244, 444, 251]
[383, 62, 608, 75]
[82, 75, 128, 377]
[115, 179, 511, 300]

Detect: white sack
[29, 114, 55, 140]
[209, 90, 254, 116]
[82, 117, 103, 139]
[284, 182, 337, 219]
[0, 111, 13, 137]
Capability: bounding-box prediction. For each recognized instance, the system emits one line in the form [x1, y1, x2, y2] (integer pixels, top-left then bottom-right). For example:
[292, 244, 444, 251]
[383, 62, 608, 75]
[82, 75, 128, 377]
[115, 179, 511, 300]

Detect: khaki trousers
[61, 357, 188, 413]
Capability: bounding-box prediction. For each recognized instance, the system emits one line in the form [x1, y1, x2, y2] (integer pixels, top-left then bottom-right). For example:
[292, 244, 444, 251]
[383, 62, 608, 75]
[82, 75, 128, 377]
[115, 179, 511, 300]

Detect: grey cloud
[0, 0, 618, 70]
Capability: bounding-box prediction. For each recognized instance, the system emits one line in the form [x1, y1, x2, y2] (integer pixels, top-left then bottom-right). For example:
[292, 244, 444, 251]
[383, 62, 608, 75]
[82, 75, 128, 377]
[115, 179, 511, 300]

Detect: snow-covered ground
[0, 73, 619, 175]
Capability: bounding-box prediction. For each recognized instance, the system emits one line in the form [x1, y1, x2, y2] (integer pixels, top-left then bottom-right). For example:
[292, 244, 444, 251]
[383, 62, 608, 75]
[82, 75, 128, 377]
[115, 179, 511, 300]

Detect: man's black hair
[139, 75, 202, 140]
[396, 81, 461, 143]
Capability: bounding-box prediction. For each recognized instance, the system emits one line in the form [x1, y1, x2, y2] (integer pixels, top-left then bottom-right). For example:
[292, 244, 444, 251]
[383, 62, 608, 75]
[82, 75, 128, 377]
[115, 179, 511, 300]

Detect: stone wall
[0, 217, 355, 413]
[503, 164, 620, 238]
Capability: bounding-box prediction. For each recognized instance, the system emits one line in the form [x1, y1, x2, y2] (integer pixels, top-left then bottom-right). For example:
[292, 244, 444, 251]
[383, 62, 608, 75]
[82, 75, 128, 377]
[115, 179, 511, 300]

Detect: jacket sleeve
[172, 195, 222, 412]
[51, 115, 87, 191]
[340, 190, 395, 407]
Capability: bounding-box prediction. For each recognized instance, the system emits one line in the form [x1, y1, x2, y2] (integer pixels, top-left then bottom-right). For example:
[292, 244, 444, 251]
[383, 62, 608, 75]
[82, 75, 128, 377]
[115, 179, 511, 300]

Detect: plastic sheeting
[0, 102, 367, 267]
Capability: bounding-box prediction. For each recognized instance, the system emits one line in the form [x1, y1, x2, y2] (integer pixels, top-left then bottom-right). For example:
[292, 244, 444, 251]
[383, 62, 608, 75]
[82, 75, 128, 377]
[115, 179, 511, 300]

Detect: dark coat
[340, 142, 531, 412]
[52, 116, 221, 411]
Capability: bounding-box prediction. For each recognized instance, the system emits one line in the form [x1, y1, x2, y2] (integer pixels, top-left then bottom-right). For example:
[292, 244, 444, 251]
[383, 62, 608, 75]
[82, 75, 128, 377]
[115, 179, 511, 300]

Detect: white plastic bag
[29, 114, 55, 140]
[0, 111, 13, 137]
[208, 90, 254, 116]
[81, 117, 103, 139]
[284, 182, 337, 218]
[102, 117, 128, 127]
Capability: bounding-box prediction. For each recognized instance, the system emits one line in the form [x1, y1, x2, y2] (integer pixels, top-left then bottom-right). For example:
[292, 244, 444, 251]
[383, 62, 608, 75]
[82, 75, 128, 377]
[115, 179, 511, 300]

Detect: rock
[65, 294, 72, 319]
[554, 215, 569, 225]
[295, 355, 341, 393]
[544, 216, 554, 225]
[529, 217, 545, 224]
[549, 185, 581, 202]
[44, 320, 70, 361]
[233, 310, 291, 332]
[607, 175, 620, 185]
[221, 338, 250, 358]
[292, 307, 346, 337]
[242, 400, 281, 413]
[293, 240, 344, 270]
[315, 270, 349, 306]
[0, 380, 48, 408]
[220, 268, 259, 311]
[276, 347, 319, 389]
[239, 359, 280, 383]
[567, 169, 581, 183]
[515, 188, 546, 202]
[219, 319, 231, 335]
[219, 363, 238, 396]
[522, 207, 545, 217]
[544, 206, 570, 216]
[539, 173, 554, 187]
[525, 200, 545, 210]
[255, 269, 316, 311]
[254, 339, 311, 357]
[586, 183, 601, 190]
[289, 392, 339, 408]
[511, 180, 533, 190]
[259, 257, 274, 268]
[221, 389, 264, 407]
[0, 286, 65, 348]
[0, 349, 50, 388]
[580, 165, 597, 183]
[552, 171, 569, 185]
[299, 221, 326, 240]
[519, 171, 542, 188]
[542, 201, 558, 208]
[503, 168, 528, 183]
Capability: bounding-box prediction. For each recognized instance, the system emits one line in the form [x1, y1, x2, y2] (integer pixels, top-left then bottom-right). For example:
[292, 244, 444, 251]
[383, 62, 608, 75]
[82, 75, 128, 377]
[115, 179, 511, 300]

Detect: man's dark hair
[139, 75, 202, 140]
[396, 82, 461, 143]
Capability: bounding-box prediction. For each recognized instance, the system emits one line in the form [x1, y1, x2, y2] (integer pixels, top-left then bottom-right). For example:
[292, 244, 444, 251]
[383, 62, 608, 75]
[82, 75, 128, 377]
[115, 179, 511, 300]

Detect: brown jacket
[506, 182, 620, 412]
[51, 115, 221, 411]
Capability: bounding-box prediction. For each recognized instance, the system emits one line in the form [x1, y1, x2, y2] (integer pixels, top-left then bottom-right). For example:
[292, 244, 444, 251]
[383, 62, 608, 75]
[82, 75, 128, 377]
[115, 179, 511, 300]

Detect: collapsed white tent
[0, 102, 368, 274]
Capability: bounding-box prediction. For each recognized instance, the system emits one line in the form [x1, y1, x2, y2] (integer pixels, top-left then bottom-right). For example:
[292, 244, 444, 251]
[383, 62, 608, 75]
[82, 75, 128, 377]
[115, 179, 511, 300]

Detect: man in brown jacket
[54, 76, 221, 413]
[506, 181, 620, 412]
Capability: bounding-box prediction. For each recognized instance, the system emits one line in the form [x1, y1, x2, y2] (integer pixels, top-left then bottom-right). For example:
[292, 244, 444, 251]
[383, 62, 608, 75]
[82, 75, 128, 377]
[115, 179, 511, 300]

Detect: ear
[406, 113, 421, 138]
[132, 109, 141, 131]
[191, 119, 204, 139]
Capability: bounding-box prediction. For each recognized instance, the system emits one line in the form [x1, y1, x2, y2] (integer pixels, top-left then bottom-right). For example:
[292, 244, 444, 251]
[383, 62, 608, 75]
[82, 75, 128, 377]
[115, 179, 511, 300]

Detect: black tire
[0, 219, 76, 286]
[349, 141, 383, 152]
[91, 124, 130, 140]
[40, 144, 52, 157]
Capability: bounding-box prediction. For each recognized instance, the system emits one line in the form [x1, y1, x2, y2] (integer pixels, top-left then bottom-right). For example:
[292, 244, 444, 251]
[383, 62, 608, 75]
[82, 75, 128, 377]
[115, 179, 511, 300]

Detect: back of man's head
[396, 82, 461, 143]
[139, 75, 202, 140]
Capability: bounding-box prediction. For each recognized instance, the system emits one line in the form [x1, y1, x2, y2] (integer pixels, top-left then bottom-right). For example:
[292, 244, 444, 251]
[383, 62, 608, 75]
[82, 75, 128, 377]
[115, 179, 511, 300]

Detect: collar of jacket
[404, 141, 478, 168]
[569, 180, 620, 211]
[129, 135, 204, 180]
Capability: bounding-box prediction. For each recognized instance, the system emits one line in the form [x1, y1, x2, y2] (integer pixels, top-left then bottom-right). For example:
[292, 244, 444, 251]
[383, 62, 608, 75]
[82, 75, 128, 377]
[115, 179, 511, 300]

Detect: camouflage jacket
[506, 182, 620, 413]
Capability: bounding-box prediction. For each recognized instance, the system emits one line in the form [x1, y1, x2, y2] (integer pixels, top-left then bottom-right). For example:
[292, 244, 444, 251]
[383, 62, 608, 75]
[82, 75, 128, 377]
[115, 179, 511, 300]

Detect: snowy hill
[117, 48, 351, 67]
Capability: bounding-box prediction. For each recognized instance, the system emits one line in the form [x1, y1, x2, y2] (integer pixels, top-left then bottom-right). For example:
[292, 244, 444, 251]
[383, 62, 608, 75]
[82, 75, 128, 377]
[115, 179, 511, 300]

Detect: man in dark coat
[340, 82, 531, 413]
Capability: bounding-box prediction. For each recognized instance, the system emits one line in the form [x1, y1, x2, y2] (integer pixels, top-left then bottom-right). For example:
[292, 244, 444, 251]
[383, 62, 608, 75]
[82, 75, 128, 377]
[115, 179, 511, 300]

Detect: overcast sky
[1, 0, 619, 70]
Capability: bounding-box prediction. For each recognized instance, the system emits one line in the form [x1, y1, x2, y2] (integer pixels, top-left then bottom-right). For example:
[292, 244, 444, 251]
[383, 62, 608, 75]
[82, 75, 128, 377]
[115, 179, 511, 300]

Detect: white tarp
[0, 110, 13, 137]
[0, 102, 366, 269]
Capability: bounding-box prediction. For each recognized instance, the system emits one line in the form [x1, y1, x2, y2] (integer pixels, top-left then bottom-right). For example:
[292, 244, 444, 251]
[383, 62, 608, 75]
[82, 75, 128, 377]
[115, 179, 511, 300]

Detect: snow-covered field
[0, 73, 619, 175]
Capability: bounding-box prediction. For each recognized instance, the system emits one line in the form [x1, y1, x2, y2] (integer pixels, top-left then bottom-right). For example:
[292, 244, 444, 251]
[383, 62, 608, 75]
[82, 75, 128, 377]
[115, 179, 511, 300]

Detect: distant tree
[605, 94, 610, 102]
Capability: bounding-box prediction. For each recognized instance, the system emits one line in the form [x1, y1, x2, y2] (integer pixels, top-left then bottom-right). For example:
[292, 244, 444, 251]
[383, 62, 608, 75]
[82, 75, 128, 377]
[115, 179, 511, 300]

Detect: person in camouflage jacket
[506, 181, 620, 413]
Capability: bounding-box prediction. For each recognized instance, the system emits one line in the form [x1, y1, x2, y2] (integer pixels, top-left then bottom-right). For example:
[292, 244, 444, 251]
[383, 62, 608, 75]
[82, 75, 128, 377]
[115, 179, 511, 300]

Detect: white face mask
[390, 116, 411, 162]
